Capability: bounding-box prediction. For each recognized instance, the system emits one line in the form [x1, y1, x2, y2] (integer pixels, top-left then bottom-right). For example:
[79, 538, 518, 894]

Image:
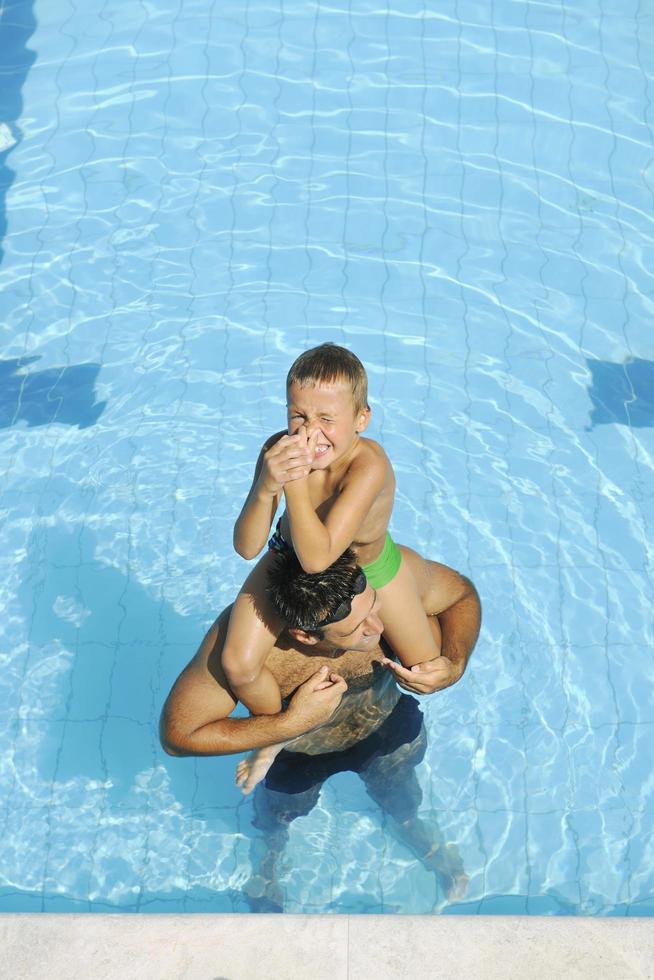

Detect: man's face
[321, 584, 384, 651]
[286, 380, 369, 470]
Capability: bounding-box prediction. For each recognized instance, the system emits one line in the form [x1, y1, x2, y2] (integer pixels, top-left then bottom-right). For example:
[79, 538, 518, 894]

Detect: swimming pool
[1, 0, 653, 914]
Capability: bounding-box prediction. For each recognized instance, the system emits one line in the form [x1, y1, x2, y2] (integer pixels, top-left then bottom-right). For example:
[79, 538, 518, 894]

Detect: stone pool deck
[2, 914, 653, 978]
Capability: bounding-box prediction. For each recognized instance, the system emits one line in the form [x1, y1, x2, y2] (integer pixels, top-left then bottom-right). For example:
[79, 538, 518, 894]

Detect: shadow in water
[0, 356, 106, 428]
[587, 358, 654, 429]
[0, 0, 37, 266]
[12, 518, 266, 910]
[19, 521, 210, 793]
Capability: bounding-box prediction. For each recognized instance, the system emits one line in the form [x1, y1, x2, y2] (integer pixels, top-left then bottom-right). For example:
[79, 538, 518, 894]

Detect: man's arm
[382, 549, 481, 695]
[160, 610, 347, 756]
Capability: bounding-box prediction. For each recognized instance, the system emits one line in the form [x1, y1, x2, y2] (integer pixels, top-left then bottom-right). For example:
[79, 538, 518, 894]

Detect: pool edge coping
[1, 913, 653, 979]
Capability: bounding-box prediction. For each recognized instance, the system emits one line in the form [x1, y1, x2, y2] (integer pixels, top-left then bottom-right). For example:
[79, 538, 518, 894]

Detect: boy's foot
[236, 745, 282, 795]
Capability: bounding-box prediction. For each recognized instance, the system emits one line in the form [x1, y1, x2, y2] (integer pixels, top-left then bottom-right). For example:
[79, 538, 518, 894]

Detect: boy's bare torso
[272, 431, 396, 566]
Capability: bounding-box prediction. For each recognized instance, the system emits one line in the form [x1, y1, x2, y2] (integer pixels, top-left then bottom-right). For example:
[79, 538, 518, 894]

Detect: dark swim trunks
[268, 519, 291, 555]
[264, 693, 424, 795]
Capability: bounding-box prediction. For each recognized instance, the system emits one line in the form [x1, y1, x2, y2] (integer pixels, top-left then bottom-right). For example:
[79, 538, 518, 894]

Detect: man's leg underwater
[245, 763, 323, 912]
[359, 722, 468, 902]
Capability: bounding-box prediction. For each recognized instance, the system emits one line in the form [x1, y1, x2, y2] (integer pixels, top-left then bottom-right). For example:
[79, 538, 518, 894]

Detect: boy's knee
[222, 650, 261, 688]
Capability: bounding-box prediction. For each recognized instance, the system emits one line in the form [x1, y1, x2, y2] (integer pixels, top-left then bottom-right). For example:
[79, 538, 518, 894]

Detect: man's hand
[381, 655, 462, 695]
[285, 665, 348, 732]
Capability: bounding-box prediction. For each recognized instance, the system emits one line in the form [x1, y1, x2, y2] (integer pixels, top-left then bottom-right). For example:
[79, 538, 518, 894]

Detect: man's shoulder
[201, 605, 233, 675]
[202, 605, 298, 695]
[397, 546, 477, 615]
[201, 604, 299, 705]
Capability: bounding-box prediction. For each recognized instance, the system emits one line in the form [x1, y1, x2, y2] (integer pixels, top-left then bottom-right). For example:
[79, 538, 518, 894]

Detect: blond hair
[286, 343, 369, 414]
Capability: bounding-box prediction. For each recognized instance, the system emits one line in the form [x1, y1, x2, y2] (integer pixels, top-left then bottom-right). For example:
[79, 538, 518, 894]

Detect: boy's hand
[258, 431, 314, 494]
[381, 656, 461, 694]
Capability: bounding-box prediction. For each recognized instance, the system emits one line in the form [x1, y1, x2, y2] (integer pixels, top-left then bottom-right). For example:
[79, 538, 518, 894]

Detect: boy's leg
[378, 558, 442, 668]
[222, 552, 292, 793]
[222, 551, 285, 715]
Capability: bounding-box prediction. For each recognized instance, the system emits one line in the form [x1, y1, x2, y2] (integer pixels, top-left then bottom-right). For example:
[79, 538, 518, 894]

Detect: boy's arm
[283, 450, 388, 573]
[160, 611, 347, 756]
[233, 430, 309, 559]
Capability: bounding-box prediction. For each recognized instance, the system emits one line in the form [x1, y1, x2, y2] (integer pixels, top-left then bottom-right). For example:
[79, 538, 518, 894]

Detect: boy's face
[286, 380, 369, 469]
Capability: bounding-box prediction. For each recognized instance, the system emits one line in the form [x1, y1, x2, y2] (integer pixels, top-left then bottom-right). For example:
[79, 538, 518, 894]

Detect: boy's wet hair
[286, 343, 369, 415]
[266, 547, 361, 636]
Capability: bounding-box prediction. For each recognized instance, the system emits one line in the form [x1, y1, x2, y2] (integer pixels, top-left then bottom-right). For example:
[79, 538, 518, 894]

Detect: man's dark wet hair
[266, 547, 362, 636]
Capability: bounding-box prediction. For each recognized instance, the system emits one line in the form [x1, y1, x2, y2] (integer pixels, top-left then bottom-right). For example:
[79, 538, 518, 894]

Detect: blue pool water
[1, 0, 653, 914]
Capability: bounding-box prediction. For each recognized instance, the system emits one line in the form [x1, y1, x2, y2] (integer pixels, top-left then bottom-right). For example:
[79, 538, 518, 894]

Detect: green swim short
[361, 532, 402, 589]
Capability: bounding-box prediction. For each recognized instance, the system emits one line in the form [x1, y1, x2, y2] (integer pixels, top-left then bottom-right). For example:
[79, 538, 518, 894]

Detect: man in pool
[160, 543, 480, 909]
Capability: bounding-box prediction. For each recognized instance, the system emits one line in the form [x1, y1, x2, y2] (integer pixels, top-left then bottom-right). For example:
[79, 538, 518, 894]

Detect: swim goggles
[295, 568, 367, 632]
